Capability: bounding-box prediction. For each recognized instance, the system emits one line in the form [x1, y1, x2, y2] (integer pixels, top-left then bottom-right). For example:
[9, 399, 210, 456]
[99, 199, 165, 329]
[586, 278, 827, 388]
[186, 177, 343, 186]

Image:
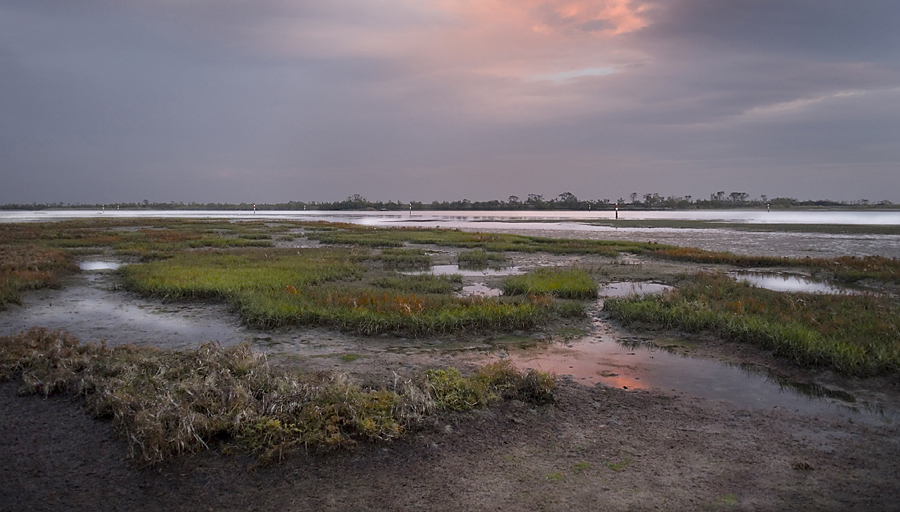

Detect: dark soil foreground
[3, 375, 899, 512]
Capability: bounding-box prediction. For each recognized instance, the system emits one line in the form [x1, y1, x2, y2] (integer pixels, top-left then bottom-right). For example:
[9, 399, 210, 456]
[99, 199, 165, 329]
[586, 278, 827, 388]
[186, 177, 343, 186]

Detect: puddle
[599, 282, 673, 297]
[731, 272, 853, 294]
[411, 264, 522, 277]
[78, 261, 122, 271]
[492, 322, 896, 424]
[460, 282, 503, 297]
[0, 272, 256, 351]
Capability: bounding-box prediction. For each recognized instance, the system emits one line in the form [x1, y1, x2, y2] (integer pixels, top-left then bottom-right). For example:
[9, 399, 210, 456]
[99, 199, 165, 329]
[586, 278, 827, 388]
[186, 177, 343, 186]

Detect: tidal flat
[1, 218, 900, 511]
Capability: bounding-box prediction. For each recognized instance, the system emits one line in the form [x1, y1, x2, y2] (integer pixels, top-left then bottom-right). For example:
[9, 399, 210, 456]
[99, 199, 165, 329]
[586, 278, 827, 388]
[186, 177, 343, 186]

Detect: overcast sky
[2, 1, 899, 204]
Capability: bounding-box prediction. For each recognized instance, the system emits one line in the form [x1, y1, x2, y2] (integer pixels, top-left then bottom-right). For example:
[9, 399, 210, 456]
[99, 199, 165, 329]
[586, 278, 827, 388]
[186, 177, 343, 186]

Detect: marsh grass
[306, 226, 670, 255]
[458, 249, 508, 268]
[0, 245, 77, 308]
[502, 268, 598, 299]
[380, 248, 431, 269]
[0, 328, 554, 464]
[371, 274, 462, 294]
[122, 248, 557, 334]
[4, 219, 897, 282]
[650, 248, 900, 283]
[605, 272, 900, 376]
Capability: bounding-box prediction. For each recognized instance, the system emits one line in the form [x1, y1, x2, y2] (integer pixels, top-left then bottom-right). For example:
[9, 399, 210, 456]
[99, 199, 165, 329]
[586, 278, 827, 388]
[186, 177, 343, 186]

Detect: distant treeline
[3, 191, 897, 211]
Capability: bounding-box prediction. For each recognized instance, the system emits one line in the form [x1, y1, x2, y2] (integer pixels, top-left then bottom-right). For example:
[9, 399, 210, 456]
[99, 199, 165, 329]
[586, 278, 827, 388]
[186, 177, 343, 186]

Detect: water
[599, 282, 673, 297]
[460, 283, 503, 297]
[731, 272, 852, 294]
[420, 264, 521, 277]
[498, 320, 896, 424]
[6, 208, 900, 226]
[78, 261, 122, 271]
[4, 209, 897, 259]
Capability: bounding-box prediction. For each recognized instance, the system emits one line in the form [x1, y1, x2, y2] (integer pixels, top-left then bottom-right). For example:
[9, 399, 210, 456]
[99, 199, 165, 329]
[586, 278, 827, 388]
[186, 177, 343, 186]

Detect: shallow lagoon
[4, 209, 899, 259]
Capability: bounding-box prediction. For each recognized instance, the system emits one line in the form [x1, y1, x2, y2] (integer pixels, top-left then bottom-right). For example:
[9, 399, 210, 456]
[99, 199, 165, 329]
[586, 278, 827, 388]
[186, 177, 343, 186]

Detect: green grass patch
[305, 225, 671, 256]
[0, 328, 554, 464]
[425, 363, 554, 410]
[604, 273, 900, 376]
[122, 248, 557, 334]
[121, 248, 366, 301]
[458, 249, 508, 267]
[380, 248, 431, 269]
[371, 273, 462, 294]
[503, 268, 598, 299]
[605, 459, 632, 472]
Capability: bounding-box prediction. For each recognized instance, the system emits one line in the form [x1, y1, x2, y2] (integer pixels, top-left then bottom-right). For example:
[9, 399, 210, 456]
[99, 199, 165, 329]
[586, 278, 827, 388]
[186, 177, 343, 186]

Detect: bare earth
[2, 251, 900, 511]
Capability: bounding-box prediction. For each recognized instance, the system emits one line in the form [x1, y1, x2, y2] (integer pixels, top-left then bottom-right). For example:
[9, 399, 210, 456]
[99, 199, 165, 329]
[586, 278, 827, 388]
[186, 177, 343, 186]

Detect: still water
[3, 209, 899, 259]
[7, 208, 899, 225]
[731, 272, 855, 294]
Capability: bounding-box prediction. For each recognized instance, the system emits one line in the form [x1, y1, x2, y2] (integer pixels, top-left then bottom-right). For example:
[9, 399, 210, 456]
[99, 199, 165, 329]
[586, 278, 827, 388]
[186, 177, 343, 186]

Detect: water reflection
[78, 261, 122, 271]
[460, 283, 503, 297]
[491, 328, 897, 424]
[731, 272, 853, 294]
[599, 282, 672, 297]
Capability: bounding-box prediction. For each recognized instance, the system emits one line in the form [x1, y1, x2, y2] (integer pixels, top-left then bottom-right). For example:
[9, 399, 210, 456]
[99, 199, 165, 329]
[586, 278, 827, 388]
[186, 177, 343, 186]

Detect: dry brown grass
[0, 328, 554, 464]
[0, 245, 78, 307]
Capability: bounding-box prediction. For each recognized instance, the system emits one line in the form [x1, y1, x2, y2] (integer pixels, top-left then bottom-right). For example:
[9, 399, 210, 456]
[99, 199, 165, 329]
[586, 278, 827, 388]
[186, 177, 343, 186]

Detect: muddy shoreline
[3, 373, 899, 511]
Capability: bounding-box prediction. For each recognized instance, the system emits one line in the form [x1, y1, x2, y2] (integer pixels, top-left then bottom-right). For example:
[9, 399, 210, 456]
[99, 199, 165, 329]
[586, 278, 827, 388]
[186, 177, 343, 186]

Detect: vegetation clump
[0, 328, 554, 464]
[0, 245, 77, 308]
[458, 249, 508, 268]
[379, 248, 431, 268]
[371, 274, 462, 294]
[122, 248, 565, 334]
[502, 268, 598, 299]
[426, 362, 554, 410]
[604, 272, 900, 376]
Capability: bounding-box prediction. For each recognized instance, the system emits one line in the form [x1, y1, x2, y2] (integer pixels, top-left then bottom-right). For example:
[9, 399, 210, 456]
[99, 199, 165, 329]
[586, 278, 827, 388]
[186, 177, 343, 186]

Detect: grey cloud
[641, 0, 900, 63]
[1, 1, 899, 204]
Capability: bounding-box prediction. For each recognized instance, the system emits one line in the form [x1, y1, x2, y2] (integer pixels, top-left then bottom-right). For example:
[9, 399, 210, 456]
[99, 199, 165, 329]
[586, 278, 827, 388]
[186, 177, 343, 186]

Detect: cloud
[1, 1, 899, 203]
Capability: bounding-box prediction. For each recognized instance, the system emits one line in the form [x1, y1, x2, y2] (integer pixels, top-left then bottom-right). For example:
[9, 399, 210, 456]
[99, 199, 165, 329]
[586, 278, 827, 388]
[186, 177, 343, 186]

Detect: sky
[2, 0, 899, 205]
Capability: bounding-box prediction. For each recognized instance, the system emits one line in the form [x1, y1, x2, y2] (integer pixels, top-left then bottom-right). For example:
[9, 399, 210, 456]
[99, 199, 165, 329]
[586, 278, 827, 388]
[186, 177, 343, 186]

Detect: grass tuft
[502, 268, 598, 299]
[380, 248, 431, 269]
